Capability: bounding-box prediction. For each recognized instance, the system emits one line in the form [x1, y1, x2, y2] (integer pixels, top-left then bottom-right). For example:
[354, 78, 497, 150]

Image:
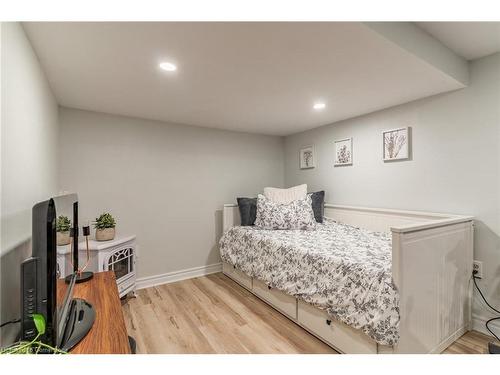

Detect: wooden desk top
[58, 271, 131, 354]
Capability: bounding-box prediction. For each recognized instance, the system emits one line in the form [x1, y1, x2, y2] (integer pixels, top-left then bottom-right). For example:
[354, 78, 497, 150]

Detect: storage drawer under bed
[297, 300, 377, 354]
[222, 262, 252, 290]
[221, 262, 381, 354]
[252, 279, 297, 320]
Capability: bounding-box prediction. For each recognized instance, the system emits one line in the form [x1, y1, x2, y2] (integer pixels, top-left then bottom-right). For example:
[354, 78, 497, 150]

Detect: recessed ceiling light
[159, 62, 177, 72]
[313, 102, 326, 110]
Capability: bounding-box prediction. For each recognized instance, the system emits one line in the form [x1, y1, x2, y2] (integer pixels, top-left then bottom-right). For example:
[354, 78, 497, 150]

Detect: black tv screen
[23, 193, 78, 347]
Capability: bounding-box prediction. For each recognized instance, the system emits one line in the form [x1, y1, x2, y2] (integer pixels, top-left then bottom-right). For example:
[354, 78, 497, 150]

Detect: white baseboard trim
[472, 314, 500, 338]
[136, 262, 222, 290]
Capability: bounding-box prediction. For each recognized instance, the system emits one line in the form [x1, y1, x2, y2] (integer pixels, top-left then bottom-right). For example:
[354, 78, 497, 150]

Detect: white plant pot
[95, 227, 115, 241]
[57, 231, 71, 246]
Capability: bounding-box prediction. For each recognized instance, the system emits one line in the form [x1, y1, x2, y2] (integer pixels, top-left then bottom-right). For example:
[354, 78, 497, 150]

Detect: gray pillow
[309, 191, 325, 223]
[237, 197, 257, 226]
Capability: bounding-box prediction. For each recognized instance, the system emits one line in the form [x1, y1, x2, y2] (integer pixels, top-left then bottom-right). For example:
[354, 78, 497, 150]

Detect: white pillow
[255, 194, 316, 230]
[263, 184, 307, 204]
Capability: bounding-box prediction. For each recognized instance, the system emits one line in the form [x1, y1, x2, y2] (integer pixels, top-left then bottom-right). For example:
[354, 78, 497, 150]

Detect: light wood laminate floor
[122, 273, 493, 354]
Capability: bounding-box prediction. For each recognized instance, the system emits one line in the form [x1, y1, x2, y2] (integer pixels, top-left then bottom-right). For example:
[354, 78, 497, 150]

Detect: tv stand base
[60, 298, 95, 352]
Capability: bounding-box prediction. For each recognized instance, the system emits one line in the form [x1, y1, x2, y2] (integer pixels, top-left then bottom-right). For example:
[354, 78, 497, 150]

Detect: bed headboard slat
[223, 203, 472, 234]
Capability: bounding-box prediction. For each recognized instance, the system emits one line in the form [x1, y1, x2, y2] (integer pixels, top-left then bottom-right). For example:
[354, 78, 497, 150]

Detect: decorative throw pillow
[263, 184, 307, 204]
[309, 191, 325, 223]
[237, 197, 257, 226]
[255, 194, 316, 230]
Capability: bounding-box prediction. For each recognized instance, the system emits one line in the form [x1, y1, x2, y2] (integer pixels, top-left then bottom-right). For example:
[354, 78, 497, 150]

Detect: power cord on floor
[0, 318, 21, 328]
[473, 272, 500, 342]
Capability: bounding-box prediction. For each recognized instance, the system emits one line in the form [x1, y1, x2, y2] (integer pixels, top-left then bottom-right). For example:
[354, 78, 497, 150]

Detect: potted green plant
[0, 314, 66, 354]
[93, 212, 116, 241]
[56, 215, 71, 246]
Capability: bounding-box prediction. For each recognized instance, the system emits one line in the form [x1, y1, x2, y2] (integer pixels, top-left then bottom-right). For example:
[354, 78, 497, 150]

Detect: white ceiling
[416, 22, 500, 60]
[23, 22, 468, 136]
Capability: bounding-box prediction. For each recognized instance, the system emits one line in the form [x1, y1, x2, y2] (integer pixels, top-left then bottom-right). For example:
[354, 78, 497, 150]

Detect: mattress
[219, 218, 400, 346]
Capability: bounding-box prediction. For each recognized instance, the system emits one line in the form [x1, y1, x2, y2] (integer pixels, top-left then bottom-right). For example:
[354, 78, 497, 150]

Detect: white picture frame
[334, 138, 353, 166]
[299, 145, 315, 169]
[383, 127, 410, 161]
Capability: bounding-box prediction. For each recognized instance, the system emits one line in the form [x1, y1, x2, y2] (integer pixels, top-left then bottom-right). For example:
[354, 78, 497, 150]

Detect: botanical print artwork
[219, 218, 399, 345]
[383, 127, 410, 161]
[299, 146, 315, 169]
[334, 138, 353, 166]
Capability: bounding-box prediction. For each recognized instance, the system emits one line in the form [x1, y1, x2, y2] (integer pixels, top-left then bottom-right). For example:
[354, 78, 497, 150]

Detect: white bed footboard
[391, 221, 473, 353]
[222, 203, 473, 354]
[223, 203, 241, 232]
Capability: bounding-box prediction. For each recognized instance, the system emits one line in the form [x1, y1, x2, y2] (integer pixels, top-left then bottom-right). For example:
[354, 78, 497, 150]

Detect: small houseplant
[56, 215, 71, 246]
[94, 212, 116, 241]
[0, 314, 66, 354]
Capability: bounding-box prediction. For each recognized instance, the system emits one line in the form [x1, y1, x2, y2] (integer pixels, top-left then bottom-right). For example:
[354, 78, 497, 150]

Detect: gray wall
[284, 52, 500, 333]
[0, 23, 59, 345]
[58, 108, 284, 279]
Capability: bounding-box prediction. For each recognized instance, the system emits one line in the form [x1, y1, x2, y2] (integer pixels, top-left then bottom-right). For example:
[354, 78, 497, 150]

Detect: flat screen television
[20, 193, 94, 351]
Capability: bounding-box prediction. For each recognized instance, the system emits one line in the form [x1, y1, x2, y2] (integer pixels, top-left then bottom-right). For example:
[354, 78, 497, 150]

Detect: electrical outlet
[473, 260, 483, 279]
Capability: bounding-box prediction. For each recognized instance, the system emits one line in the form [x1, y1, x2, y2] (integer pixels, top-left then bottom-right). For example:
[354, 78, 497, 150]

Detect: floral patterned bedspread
[219, 218, 400, 346]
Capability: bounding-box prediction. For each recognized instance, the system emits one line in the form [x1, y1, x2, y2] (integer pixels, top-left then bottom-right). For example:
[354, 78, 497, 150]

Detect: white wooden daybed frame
[221, 203, 474, 354]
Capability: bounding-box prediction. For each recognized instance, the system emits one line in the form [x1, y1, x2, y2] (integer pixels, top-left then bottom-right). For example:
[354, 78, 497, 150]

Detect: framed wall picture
[383, 127, 410, 161]
[334, 138, 353, 166]
[299, 146, 315, 169]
